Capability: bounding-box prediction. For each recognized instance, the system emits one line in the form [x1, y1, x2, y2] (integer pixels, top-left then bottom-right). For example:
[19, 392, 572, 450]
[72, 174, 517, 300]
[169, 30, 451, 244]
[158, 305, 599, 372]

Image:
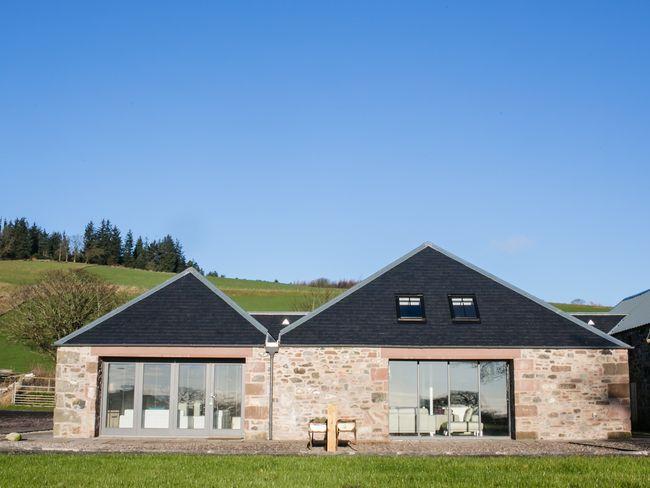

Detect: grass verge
[0, 405, 54, 412]
[0, 454, 647, 487]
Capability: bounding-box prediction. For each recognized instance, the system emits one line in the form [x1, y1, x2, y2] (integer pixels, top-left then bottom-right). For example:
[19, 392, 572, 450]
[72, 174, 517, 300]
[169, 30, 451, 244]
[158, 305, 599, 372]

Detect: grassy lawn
[0, 454, 646, 487]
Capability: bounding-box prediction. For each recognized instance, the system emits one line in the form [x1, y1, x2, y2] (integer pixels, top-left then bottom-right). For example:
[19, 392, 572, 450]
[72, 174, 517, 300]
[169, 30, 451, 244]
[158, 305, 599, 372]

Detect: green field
[0, 260, 339, 373]
[0, 260, 327, 311]
[548, 302, 612, 313]
[0, 454, 646, 487]
[0, 324, 55, 373]
[0, 260, 612, 374]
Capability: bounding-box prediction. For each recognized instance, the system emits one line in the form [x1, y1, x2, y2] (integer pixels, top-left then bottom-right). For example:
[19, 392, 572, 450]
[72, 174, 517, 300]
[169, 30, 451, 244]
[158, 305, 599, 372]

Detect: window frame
[448, 294, 481, 323]
[395, 294, 426, 322]
[99, 359, 245, 438]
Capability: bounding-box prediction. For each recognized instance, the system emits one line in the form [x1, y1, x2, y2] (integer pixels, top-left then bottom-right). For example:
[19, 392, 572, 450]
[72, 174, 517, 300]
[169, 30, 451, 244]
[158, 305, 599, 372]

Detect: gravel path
[1, 432, 649, 456]
[0, 411, 53, 435]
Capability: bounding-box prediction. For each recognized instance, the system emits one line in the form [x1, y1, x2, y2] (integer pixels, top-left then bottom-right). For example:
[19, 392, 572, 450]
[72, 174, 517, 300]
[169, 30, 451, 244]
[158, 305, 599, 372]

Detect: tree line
[292, 277, 359, 289]
[0, 217, 201, 273]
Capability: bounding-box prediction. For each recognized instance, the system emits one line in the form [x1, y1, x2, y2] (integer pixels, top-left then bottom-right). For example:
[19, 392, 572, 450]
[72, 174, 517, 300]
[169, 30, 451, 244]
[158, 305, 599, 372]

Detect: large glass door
[212, 363, 243, 432]
[142, 363, 171, 431]
[479, 361, 509, 436]
[418, 362, 448, 436]
[105, 363, 135, 430]
[388, 360, 510, 437]
[388, 361, 418, 435]
[448, 362, 479, 436]
[101, 360, 244, 437]
[177, 364, 207, 430]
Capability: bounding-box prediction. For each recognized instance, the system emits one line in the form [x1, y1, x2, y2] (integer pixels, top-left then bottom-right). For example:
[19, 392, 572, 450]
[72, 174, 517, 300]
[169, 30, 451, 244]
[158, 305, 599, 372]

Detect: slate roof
[56, 268, 269, 346]
[571, 314, 626, 334]
[279, 243, 629, 349]
[251, 313, 307, 340]
[609, 289, 650, 335]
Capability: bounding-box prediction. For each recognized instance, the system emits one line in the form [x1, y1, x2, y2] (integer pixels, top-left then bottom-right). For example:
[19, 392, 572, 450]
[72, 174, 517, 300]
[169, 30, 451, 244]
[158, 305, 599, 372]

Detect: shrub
[6, 269, 125, 357]
[291, 288, 339, 312]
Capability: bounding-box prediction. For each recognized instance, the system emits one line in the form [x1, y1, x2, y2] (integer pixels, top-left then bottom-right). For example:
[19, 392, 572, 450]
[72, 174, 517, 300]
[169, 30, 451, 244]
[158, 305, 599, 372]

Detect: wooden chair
[336, 418, 357, 447]
[307, 419, 327, 449]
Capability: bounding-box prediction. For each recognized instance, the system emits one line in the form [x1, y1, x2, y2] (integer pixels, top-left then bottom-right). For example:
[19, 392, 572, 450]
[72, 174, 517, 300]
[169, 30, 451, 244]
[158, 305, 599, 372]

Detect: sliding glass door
[388, 361, 418, 435]
[479, 361, 509, 436]
[101, 360, 244, 437]
[389, 360, 510, 437]
[418, 362, 448, 436]
[177, 364, 207, 430]
[213, 363, 243, 432]
[105, 363, 135, 429]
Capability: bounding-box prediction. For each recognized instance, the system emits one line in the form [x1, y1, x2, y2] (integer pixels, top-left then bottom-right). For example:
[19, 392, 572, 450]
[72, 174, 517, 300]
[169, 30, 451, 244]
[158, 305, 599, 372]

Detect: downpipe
[265, 335, 280, 440]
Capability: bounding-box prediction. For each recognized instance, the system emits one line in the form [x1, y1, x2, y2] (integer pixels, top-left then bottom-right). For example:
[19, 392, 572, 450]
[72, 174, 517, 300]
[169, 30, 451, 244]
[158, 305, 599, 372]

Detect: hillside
[0, 260, 611, 373]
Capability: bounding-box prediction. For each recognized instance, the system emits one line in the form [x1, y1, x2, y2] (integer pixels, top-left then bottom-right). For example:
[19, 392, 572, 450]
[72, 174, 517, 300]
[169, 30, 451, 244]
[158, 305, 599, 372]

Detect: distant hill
[0, 260, 611, 373]
[0, 260, 340, 373]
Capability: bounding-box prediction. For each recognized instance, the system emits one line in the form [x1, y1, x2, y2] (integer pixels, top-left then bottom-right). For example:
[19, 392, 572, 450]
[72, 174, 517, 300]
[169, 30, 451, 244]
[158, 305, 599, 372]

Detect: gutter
[265, 335, 280, 440]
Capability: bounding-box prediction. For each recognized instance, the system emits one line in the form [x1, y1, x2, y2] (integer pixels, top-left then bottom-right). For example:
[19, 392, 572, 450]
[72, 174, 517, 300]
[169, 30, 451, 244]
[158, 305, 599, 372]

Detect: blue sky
[1, 2, 648, 305]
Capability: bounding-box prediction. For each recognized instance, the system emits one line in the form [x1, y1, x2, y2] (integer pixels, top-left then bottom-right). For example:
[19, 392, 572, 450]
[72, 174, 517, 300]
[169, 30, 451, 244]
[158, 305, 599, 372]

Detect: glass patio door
[177, 364, 207, 430]
[212, 363, 243, 432]
[388, 361, 418, 435]
[418, 362, 448, 436]
[448, 362, 479, 436]
[101, 360, 244, 437]
[479, 361, 509, 436]
[388, 360, 511, 437]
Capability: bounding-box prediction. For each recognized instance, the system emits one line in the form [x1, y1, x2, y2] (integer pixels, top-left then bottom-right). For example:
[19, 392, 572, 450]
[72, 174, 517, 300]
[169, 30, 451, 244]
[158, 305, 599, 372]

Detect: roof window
[396, 295, 425, 322]
[449, 295, 480, 322]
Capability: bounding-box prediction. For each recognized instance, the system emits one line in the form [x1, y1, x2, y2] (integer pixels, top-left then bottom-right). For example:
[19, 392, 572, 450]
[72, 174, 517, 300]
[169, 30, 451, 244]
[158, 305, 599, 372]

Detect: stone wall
[53, 345, 631, 441]
[614, 325, 650, 431]
[513, 349, 631, 440]
[272, 347, 388, 441]
[53, 346, 269, 439]
[54, 346, 99, 438]
[243, 347, 270, 439]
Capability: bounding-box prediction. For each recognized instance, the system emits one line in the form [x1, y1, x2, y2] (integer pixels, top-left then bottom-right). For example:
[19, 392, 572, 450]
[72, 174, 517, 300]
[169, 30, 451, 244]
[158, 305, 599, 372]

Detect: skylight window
[449, 295, 480, 322]
[396, 295, 425, 321]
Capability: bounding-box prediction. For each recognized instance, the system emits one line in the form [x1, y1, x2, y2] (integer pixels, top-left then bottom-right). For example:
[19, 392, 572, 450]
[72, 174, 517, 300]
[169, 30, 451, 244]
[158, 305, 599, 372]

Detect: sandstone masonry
[272, 347, 388, 441]
[54, 346, 270, 439]
[54, 345, 630, 441]
[513, 348, 630, 440]
[54, 346, 99, 438]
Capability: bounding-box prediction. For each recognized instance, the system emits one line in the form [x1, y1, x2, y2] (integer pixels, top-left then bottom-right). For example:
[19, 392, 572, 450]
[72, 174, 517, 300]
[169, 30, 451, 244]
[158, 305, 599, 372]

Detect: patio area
[1, 431, 649, 456]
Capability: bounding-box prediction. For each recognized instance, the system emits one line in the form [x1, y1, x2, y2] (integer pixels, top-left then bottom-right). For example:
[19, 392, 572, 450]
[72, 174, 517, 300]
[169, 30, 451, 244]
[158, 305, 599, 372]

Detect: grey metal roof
[609, 289, 650, 334]
[610, 289, 650, 314]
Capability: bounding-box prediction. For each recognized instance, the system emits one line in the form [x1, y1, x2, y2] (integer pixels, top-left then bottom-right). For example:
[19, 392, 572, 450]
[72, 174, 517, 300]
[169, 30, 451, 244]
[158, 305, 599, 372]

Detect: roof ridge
[620, 288, 650, 302]
[55, 267, 269, 345]
[278, 242, 630, 349]
[278, 243, 431, 338]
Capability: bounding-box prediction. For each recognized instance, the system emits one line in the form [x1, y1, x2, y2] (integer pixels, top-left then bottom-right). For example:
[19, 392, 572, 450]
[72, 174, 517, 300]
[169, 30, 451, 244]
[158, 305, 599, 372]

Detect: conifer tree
[122, 230, 134, 267]
[83, 221, 95, 263]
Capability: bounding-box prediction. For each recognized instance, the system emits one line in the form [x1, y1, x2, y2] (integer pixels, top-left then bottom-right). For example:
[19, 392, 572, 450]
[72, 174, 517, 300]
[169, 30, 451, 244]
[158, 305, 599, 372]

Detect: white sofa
[417, 408, 448, 434]
[440, 406, 482, 435]
[389, 408, 416, 434]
